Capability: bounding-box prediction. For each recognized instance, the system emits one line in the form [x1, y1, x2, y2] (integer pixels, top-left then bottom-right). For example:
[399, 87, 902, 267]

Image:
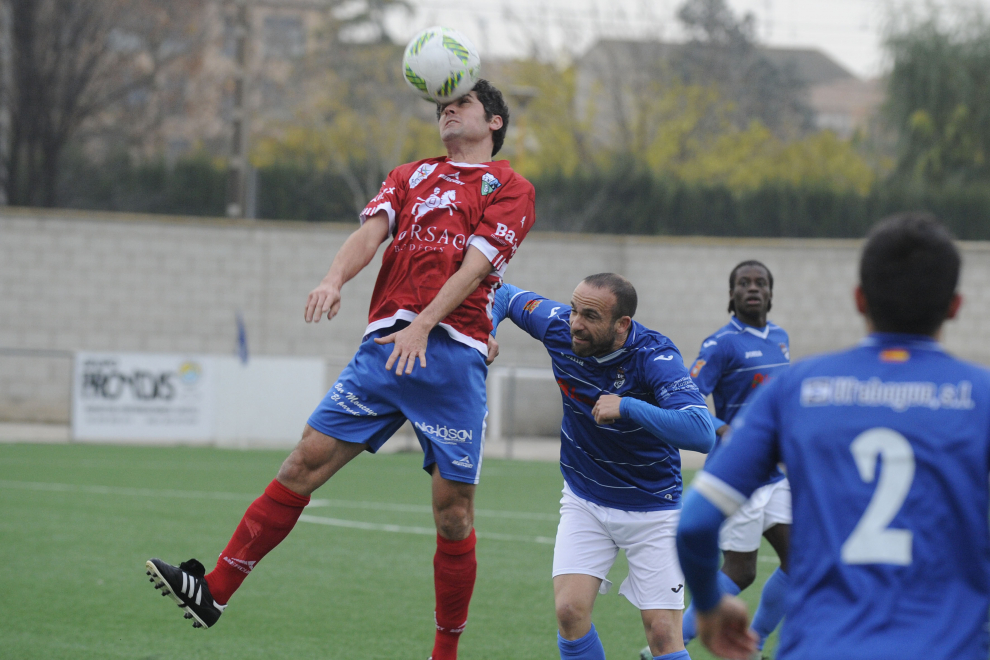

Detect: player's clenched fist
[592, 394, 623, 424]
[305, 281, 342, 323]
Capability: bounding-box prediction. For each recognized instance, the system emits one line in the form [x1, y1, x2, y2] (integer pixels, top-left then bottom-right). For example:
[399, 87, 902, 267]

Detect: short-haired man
[489, 274, 716, 660]
[145, 80, 534, 660]
[677, 214, 990, 660]
[677, 261, 791, 655]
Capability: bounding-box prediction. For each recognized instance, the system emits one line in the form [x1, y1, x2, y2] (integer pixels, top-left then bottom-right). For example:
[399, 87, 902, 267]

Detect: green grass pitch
[0, 443, 780, 659]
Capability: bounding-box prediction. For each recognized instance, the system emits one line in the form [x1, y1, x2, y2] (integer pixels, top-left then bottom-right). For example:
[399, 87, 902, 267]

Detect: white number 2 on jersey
[840, 428, 915, 565]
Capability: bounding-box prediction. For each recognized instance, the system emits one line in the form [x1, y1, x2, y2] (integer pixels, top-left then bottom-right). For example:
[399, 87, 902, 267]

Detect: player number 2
[840, 428, 915, 566]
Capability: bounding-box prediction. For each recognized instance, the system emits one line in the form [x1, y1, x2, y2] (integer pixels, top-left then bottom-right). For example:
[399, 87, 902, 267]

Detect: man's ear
[615, 316, 632, 335]
[945, 292, 962, 320]
[854, 286, 868, 316]
[489, 115, 503, 131]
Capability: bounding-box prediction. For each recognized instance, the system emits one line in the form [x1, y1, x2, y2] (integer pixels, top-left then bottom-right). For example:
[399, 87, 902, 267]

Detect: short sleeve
[643, 349, 709, 412]
[689, 337, 728, 397]
[360, 168, 408, 235]
[505, 290, 567, 343]
[697, 377, 784, 510]
[466, 176, 535, 276]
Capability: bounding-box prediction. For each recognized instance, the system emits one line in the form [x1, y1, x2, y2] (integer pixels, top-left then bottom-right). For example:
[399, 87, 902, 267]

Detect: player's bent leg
[146, 426, 367, 628]
[554, 574, 606, 660]
[762, 523, 789, 573]
[430, 469, 477, 660]
[750, 524, 791, 650]
[720, 550, 759, 591]
[206, 428, 365, 604]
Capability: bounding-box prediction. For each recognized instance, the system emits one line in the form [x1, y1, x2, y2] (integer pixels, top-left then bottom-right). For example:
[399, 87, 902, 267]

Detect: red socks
[204, 479, 310, 604]
[431, 530, 477, 660]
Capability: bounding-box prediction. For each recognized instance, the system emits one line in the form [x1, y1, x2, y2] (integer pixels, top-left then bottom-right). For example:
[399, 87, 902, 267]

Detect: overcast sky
[389, 0, 989, 79]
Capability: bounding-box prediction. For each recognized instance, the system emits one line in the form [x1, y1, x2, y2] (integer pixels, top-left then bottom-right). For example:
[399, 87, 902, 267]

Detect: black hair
[860, 212, 960, 336]
[436, 79, 510, 157]
[728, 260, 773, 314]
[582, 273, 638, 320]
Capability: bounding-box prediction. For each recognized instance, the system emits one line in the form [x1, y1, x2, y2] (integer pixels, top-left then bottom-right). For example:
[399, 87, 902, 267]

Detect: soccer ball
[402, 26, 480, 103]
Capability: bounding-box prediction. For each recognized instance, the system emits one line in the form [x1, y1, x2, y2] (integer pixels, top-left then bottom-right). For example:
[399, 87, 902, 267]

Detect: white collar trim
[446, 161, 489, 168]
[730, 317, 770, 340]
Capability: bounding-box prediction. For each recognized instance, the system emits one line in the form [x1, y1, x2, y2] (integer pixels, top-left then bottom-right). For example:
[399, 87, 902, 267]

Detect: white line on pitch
[297, 514, 556, 545]
[0, 480, 558, 522]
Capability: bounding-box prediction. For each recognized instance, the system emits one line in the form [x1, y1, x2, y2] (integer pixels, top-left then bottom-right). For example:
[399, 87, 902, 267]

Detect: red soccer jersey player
[146, 80, 534, 660]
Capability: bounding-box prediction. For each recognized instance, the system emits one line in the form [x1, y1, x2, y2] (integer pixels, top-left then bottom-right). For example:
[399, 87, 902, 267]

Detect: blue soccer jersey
[689, 317, 790, 426]
[691, 333, 990, 660]
[690, 316, 790, 482]
[494, 286, 711, 511]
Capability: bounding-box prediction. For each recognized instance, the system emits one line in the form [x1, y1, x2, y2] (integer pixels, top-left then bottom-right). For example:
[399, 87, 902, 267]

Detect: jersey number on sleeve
[840, 428, 915, 566]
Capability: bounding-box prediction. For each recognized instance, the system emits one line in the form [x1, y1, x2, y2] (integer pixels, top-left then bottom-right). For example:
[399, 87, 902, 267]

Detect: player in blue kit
[677, 261, 791, 655]
[489, 273, 716, 660]
[676, 213, 990, 660]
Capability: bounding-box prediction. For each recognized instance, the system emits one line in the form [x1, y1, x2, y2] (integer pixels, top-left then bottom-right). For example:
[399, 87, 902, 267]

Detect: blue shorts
[308, 323, 489, 484]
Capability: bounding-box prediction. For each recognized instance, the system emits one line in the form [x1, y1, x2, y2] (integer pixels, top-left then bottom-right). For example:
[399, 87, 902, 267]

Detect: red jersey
[360, 157, 535, 354]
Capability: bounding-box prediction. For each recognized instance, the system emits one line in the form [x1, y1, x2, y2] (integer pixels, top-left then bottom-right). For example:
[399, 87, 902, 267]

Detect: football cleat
[145, 558, 226, 629]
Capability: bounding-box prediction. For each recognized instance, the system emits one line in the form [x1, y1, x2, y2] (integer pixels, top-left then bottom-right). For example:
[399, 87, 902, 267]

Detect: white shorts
[551, 483, 685, 611]
[718, 478, 792, 552]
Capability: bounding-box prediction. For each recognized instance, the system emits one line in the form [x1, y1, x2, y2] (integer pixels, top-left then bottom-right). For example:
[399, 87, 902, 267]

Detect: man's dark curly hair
[436, 79, 510, 157]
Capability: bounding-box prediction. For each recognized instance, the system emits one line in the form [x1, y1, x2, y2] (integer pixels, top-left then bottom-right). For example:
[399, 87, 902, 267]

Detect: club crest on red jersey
[481, 172, 502, 196]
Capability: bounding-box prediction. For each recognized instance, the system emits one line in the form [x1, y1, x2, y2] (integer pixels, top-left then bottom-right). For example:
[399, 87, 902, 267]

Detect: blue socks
[751, 568, 790, 648]
[558, 623, 606, 660]
[653, 651, 691, 660]
[682, 571, 741, 643]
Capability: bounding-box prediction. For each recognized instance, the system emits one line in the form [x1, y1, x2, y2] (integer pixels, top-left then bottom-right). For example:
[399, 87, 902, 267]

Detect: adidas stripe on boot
[145, 558, 226, 629]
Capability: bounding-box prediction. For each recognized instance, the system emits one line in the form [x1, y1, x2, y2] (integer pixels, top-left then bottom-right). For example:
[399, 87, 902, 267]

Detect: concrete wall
[2, 207, 989, 430]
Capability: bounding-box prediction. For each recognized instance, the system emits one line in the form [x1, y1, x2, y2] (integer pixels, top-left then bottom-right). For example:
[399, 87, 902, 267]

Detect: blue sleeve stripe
[692, 472, 747, 517]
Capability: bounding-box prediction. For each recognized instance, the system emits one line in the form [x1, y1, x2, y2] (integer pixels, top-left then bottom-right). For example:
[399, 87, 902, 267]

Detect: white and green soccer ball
[402, 26, 481, 103]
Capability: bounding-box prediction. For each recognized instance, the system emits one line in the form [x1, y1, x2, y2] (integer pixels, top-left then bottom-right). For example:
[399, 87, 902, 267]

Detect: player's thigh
[276, 425, 369, 494]
[400, 331, 489, 485]
[612, 508, 686, 611]
[552, 486, 620, 585]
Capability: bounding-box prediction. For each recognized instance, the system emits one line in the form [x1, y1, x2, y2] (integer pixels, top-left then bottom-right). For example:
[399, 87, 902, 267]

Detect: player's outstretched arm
[677, 490, 758, 659]
[374, 245, 493, 375]
[305, 213, 391, 323]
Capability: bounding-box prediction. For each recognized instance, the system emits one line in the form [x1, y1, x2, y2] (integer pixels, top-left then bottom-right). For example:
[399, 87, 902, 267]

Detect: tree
[674, 0, 810, 135]
[1, 0, 205, 206]
[884, 8, 990, 185]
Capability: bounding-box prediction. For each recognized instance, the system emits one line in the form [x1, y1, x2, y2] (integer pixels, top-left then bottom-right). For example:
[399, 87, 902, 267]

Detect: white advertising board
[72, 353, 215, 441]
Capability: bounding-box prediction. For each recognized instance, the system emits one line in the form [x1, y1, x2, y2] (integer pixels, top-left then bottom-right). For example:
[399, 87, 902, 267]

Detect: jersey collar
[730, 316, 770, 340]
[445, 159, 489, 168]
[859, 332, 944, 352]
